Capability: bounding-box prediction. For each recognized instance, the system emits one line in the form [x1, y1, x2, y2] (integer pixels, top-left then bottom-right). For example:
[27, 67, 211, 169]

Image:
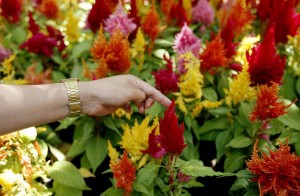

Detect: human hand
[78, 74, 172, 116]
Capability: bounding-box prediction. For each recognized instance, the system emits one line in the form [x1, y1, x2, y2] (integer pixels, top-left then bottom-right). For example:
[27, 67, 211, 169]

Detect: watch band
[60, 78, 81, 118]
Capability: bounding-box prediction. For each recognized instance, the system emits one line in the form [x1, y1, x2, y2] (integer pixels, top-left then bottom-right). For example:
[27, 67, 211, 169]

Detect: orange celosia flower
[246, 140, 300, 196]
[250, 83, 290, 121]
[39, 0, 59, 19]
[199, 34, 230, 74]
[111, 151, 136, 195]
[90, 26, 131, 78]
[141, 5, 162, 52]
[24, 63, 52, 84]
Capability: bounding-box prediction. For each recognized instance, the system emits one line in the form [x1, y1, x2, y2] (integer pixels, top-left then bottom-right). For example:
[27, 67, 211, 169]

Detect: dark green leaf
[56, 118, 78, 131]
[216, 129, 233, 160]
[296, 77, 300, 95]
[203, 87, 218, 101]
[48, 161, 90, 190]
[134, 183, 154, 196]
[136, 162, 160, 187]
[208, 106, 232, 116]
[224, 151, 246, 172]
[86, 135, 107, 172]
[279, 72, 297, 100]
[102, 116, 122, 135]
[197, 117, 229, 136]
[100, 187, 123, 196]
[182, 179, 204, 188]
[227, 135, 253, 148]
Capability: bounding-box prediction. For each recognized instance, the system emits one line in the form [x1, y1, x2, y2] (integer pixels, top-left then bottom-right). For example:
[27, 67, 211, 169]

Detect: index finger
[129, 77, 172, 108]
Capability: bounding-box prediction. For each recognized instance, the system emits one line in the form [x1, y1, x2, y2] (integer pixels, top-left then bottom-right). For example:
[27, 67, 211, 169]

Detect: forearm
[0, 83, 69, 134]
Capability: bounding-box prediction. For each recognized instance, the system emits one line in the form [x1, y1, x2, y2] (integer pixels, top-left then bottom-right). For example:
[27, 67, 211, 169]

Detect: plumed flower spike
[110, 151, 136, 194]
[246, 140, 300, 196]
[250, 83, 290, 122]
[0, 0, 23, 23]
[199, 34, 230, 74]
[192, 0, 214, 26]
[152, 54, 179, 95]
[142, 102, 186, 158]
[104, 2, 137, 36]
[38, 0, 59, 19]
[247, 26, 286, 86]
[173, 23, 201, 57]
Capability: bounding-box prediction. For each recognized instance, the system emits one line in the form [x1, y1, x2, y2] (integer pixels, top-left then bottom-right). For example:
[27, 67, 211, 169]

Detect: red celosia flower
[28, 12, 40, 34]
[46, 25, 66, 53]
[141, 5, 161, 52]
[20, 33, 57, 57]
[142, 102, 186, 158]
[199, 34, 230, 74]
[250, 83, 290, 121]
[111, 151, 136, 194]
[220, 1, 254, 58]
[246, 140, 300, 196]
[39, 0, 59, 19]
[128, 0, 141, 40]
[178, 170, 191, 183]
[0, 0, 23, 23]
[169, 0, 189, 27]
[152, 54, 179, 95]
[90, 27, 131, 78]
[247, 26, 286, 86]
[24, 63, 52, 84]
[86, 0, 118, 32]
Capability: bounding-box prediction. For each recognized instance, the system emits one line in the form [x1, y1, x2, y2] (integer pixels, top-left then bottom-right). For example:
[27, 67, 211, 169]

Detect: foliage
[1, 0, 300, 195]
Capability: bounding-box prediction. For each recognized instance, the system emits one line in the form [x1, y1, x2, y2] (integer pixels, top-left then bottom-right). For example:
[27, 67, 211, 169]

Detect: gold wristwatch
[60, 78, 81, 118]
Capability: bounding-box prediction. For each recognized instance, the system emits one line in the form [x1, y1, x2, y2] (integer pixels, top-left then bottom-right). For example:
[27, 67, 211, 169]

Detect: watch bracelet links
[60, 78, 81, 118]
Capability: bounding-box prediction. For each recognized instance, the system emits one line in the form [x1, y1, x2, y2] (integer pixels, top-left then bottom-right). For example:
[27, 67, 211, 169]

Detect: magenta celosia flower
[104, 2, 137, 36]
[192, 0, 214, 26]
[142, 102, 186, 158]
[86, 0, 118, 32]
[28, 12, 40, 34]
[173, 23, 201, 56]
[247, 26, 286, 86]
[0, 0, 23, 23]
[0, 45, 11, 62]
[152, 55, 179, 95]
[20, 33, 57, 57]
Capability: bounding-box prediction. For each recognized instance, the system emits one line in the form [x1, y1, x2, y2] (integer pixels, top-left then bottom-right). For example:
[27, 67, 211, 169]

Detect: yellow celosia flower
[202, 100, 223, 109]
[234, 35, 260, 65]
[131, 27, 146, 70]
[112, 108, 131, 120]
[287, 33, 300, 76]
[65, 9, 80, 43]
[1, 54, 15, 75]
[178, 53, 203, 99]
[107, 141, 119, 165]
[224, 64, 256, 105]
[183, 0, 192, 20]
[191, 102, 203, 117]
[119, 116, 158, 167]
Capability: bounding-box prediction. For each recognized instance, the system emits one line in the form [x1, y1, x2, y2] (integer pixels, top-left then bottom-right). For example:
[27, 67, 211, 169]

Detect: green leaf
[208, 106, 232, 116]
[136, 162, 160, 187]
[100, 187, 123, 196]
[67, 138, 89, 157]
[102, 116, 122, 135]
[178, 159, 229, 177]
[145, 101, 164, 119]
[86, 135, 107, 172]
[197, 117, 229, 136]
[80, 154, 92, 170]
[49, 145, 65, 161]
[237, 102, 253, 126]
[11, 27, 26, 44]
[279, 72, 297, 100]
[70, 41, 92, 60]
[224, 151, 246, 172]
[134, 183, 154, 196]
[203, 87, 218, 101]
[48, 160, 91, 190]
[227, 135, 253, 148]
[216, 129, 233, 160]
[184, 115, 193, 130]
[36, 139, 48, 158]
[56, 118, 78, 131]
[296, 77, 300, 95]
[53, 181, 82, 196]
[182, 179, 204, 188]
[52, 71, 66, 83]
[277, 101, 300, 131]
[217, 74, 229, 98]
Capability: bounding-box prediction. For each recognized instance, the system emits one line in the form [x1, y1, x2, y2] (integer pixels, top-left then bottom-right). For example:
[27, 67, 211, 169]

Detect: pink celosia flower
[192, 0, 214, 26]
[0, 0, 23, 23]
[247, 26, 286, 86]
[173, 23, 201, 56]
[0, 45, 11, 62]
[142, 102, 186, 158]
[152, 54, 179, 95]
[104, 2, 137, 36]
[178, 170, 191, 183]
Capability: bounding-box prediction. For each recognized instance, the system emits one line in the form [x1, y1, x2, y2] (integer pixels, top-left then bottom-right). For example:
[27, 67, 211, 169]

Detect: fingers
[128, 76, 172, 108]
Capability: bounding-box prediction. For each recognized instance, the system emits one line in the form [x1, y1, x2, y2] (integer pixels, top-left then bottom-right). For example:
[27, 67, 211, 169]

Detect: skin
[0, 74, 172, 135]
